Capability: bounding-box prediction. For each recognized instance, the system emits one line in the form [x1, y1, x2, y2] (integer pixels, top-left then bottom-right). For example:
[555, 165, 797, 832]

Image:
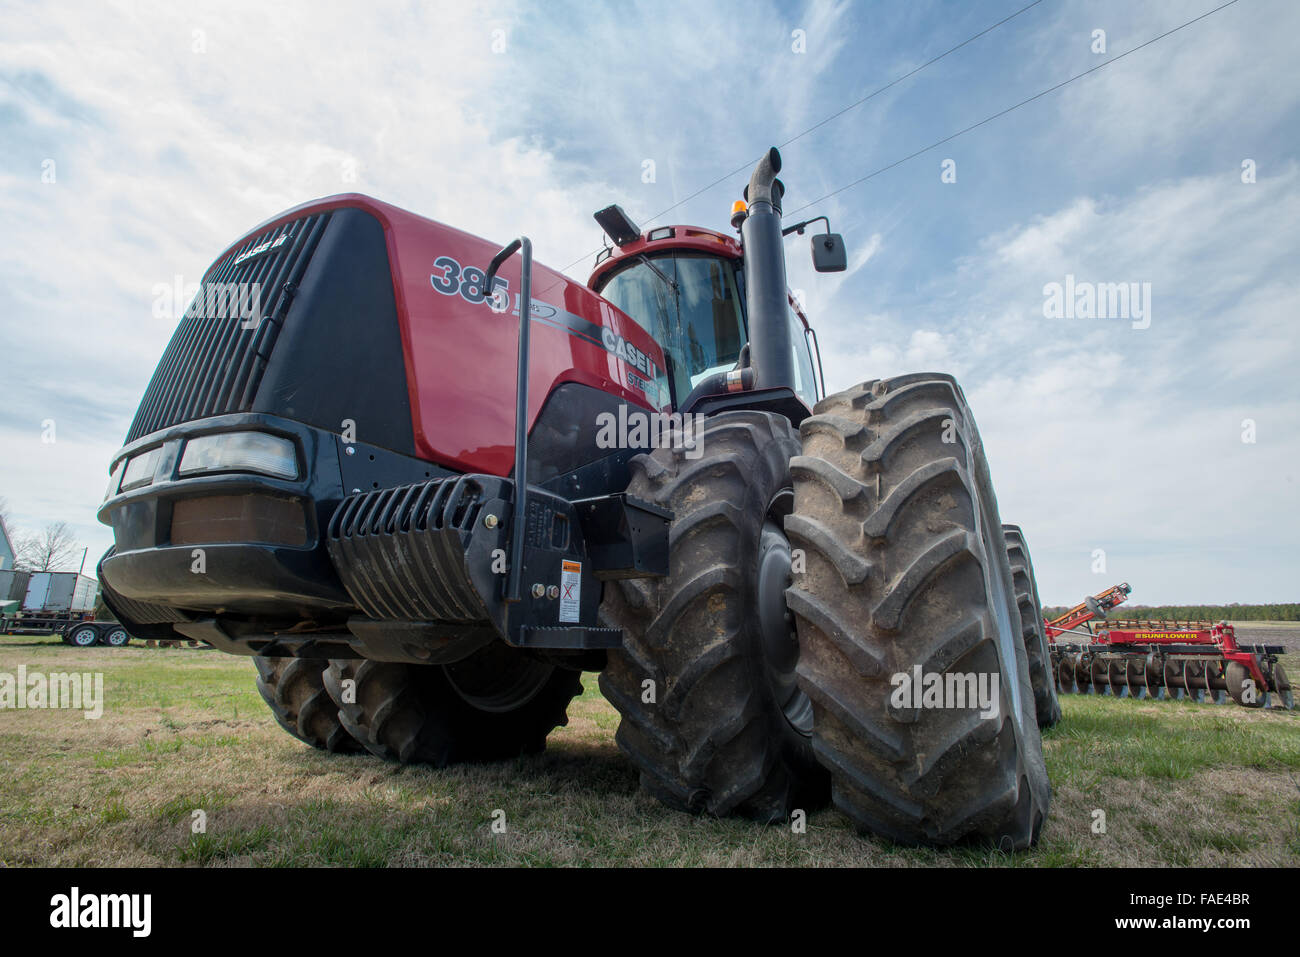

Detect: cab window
[597, 253, 745, 405]
[789, 302, 819, 406]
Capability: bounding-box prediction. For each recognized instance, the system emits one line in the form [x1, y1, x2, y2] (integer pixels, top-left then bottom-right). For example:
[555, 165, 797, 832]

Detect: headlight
[120, 447, 160, 491]
[179, 431, 298, 480]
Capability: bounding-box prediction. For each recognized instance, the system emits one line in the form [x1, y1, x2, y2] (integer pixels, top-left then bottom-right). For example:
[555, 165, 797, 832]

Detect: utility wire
[555, 0, 1047, 275]
[786, 0, 1243, 216]
[550, 0, 1240, 288]
[642, 1, 1047, 229]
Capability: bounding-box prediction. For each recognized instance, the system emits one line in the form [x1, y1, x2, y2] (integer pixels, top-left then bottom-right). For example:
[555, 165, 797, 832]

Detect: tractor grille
[125, 212, 333, 443]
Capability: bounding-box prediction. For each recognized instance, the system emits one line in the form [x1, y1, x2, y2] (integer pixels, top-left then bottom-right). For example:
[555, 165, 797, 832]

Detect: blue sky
[0, 0, 1296, 604]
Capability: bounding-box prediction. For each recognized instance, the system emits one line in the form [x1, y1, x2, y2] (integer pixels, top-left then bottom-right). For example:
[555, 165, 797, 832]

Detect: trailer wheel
[324, 642, 582, 765]
[99, 627, 130, 647]
[1003, 525, 1061, 728]
[255, 657, 364, 753]
[67, 624, 99, 647]
[598, 410, 829, 823]
[787, 373, 1050, 848]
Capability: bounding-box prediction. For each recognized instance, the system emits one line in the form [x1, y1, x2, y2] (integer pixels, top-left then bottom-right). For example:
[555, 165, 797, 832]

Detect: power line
[786, 0, 1243, 216]
[555, 0, 1047, 275]
[644, 1, 1047, 229]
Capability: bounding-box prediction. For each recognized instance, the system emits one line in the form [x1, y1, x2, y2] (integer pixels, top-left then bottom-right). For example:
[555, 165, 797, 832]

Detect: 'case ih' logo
[234, 233, 288, 265]
[601, 328, 653, 377]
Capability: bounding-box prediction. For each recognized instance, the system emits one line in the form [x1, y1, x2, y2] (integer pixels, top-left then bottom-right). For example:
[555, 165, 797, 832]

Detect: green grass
[99, 799, 130, 824]
[1, 633, 1297, 866]
[1044, 696, 1300, 781]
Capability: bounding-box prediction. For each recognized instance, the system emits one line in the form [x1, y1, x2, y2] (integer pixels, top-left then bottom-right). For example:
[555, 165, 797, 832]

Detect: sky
[0, 0, 1296, 605]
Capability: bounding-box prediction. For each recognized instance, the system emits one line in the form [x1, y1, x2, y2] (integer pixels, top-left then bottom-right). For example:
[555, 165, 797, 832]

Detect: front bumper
[97, 413, 668, 660]
[97, 412, 449, 620]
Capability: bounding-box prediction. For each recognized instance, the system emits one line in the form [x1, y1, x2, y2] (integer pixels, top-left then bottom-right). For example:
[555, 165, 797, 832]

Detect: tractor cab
[587, 211, 822, 413]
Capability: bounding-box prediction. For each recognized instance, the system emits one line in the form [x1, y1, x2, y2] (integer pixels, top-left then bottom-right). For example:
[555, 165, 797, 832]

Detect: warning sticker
[559, 560, 582, 623]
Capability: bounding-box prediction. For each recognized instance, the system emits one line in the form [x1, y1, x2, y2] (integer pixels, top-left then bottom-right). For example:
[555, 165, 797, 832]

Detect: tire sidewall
[970, 440, 1037, 744]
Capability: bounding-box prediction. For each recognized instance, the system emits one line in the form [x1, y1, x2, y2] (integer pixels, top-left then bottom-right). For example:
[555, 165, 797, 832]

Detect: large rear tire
[787, 373, 1050, 848]
[1003, 524, 1061, 728]
[324, 641, 582, 766]
[255, 657, 364, 753]
[598, 410, 828, 823]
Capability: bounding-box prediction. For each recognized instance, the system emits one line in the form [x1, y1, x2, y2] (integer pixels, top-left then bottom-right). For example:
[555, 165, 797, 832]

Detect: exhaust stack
[741, 147, 796, 392]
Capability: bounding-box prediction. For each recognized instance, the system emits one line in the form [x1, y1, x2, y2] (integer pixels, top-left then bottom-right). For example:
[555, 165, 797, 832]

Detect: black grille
[125, 212, 333, 443]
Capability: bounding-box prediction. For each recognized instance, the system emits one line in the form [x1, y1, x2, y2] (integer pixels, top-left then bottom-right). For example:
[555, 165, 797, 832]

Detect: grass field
[1, 635, 1297, 867]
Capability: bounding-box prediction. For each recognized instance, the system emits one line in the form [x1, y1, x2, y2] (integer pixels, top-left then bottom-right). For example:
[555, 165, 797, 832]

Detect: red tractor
[97, 148, 1052, 846]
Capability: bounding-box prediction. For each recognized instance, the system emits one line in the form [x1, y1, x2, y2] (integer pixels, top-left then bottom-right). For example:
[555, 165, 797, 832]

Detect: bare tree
[15, 521, 82, 572]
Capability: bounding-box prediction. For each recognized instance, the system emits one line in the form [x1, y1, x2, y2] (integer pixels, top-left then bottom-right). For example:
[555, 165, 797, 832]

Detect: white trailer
[21, 572, 97, 614]
[2, 572, 130, 646]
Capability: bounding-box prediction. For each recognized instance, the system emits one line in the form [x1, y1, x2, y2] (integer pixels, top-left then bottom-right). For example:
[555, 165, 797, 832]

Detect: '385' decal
[429, 253, 660, 397]
[429, 255, 506, 305]
[429, 254, 556, 321]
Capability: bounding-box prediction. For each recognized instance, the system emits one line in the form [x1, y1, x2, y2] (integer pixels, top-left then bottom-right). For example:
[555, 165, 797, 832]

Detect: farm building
[0, 516, 14, 571]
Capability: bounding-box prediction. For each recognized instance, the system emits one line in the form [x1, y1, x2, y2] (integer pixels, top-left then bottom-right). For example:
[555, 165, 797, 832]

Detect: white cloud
[950, 167, 1300, 604]
[1044, 0, 1300, 165]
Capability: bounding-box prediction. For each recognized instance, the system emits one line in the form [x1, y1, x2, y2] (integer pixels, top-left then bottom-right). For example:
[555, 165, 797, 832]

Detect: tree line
[1042, 603, 1300, 622]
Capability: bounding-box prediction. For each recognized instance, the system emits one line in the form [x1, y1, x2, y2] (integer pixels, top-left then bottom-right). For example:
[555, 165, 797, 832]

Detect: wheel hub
[443, 642, 554, 713]
[757, 515, 813, 737]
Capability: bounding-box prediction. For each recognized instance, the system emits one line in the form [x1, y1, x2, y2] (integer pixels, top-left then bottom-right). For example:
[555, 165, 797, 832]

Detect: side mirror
[812, 233, 846, 272]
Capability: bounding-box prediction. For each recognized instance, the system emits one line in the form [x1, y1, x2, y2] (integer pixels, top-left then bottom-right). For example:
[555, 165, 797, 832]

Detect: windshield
[598, 253, 746, 404]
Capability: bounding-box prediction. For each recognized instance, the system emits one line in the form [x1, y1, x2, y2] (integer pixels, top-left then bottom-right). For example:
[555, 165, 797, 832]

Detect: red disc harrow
[1046, 584, 1293, 709]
